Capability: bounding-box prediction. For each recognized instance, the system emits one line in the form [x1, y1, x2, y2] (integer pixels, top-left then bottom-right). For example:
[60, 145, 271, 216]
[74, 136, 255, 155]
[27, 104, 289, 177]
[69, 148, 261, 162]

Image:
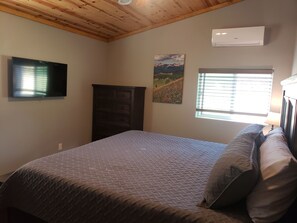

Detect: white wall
[0, 12, 107, 175]
[106, 0, 297, 143]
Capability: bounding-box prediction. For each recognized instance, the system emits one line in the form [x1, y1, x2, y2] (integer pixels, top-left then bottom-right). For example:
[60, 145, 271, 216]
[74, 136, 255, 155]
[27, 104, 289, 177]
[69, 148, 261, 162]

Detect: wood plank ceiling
[0, 0, 242, 42]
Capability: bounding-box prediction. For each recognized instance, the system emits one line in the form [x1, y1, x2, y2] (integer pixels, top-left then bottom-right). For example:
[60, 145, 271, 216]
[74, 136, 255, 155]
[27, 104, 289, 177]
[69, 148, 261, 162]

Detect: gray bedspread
[0, 130, 251, 223]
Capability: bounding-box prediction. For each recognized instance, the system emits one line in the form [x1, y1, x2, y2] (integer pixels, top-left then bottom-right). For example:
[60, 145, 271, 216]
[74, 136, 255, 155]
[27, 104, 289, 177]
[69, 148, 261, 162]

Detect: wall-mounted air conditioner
[211, 26, 265, 47]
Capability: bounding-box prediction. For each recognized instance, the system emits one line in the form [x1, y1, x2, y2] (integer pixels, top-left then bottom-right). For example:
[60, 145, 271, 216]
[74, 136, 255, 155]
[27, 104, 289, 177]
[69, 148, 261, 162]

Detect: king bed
[0, 75, 297, 223]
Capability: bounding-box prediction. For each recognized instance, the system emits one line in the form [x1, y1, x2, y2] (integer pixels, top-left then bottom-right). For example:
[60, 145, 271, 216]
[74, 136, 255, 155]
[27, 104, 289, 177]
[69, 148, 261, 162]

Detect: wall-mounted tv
[9, 57, 67, 98]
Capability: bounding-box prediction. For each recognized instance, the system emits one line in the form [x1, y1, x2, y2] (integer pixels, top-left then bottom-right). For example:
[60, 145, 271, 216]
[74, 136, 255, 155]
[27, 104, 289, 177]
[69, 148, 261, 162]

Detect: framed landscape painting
[153, 54, 185, 104]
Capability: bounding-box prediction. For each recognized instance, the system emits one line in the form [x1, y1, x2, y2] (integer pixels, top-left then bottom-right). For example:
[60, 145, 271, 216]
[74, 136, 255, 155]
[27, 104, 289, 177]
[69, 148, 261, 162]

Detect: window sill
[195, 112, 266, 125]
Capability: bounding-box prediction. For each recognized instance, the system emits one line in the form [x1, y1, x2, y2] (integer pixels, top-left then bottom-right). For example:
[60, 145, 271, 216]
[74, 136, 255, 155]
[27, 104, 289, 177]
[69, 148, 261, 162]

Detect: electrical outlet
[58, 143, 63, 151]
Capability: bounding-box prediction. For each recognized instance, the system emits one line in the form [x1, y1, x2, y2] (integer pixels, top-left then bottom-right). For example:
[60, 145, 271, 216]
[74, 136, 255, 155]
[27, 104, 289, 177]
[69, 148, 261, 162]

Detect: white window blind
[196, 69, 273, 123]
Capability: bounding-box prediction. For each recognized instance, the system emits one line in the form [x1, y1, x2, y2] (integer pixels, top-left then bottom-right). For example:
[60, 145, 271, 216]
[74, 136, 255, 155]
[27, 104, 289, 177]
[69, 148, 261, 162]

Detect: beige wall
[0, 12, 107, 175]
[106, 0, 297, 143]
[292, 27, 297, 74]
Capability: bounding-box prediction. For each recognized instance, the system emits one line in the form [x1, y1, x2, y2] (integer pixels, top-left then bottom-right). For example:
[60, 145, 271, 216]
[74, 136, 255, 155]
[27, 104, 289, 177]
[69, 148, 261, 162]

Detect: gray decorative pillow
[202, 124, 264, 209]
[237, 124, 265, 136]
[246, 128, 297, 223]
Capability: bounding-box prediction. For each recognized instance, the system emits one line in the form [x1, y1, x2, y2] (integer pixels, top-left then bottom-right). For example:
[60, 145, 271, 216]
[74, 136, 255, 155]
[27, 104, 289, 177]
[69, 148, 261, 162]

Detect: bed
[0, 74, 297, 223]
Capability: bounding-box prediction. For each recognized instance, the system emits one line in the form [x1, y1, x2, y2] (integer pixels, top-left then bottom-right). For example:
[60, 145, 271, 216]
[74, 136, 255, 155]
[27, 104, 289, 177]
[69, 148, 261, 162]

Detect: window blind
[196, 69, 273, 119]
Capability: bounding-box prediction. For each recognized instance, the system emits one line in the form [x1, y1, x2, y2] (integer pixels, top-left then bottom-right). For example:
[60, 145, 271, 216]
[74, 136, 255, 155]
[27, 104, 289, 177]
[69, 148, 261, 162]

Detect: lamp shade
[265, 112, 281, 126]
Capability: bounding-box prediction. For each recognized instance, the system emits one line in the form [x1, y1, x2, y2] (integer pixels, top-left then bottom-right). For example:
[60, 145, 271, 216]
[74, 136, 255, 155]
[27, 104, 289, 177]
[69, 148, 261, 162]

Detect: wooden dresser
[92, 84, 146, 141]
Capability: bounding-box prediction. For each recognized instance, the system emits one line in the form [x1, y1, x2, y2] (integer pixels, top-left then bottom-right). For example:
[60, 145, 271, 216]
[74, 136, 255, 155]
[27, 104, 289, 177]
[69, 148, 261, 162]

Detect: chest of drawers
[92, 84, 146, 141]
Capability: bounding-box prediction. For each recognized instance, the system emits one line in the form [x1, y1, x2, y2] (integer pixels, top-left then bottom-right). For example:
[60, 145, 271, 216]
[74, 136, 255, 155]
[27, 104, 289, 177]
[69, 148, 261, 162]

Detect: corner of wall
[292, 27, 297, 75]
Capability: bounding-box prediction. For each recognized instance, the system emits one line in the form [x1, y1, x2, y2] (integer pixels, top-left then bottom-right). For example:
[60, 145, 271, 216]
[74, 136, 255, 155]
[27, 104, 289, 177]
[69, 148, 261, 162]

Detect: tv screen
[10, 57, 67, 98]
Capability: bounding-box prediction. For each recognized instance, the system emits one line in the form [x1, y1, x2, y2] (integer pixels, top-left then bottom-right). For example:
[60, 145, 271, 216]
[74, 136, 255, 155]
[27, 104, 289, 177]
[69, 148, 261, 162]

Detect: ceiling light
[118, 0, 132, 5]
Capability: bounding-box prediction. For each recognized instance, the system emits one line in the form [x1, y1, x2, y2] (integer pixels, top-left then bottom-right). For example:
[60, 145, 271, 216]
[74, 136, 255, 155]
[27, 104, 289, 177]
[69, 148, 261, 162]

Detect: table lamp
[265, 112, 281, 131]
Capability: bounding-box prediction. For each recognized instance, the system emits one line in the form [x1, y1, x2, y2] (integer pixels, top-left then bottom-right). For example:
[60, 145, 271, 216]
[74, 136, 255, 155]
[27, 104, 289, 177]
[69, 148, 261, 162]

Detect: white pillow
[246, 128, 297, 223]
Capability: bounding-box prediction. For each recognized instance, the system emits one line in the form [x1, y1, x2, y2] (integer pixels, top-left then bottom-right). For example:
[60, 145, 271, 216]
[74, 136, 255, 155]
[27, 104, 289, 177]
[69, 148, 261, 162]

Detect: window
[196, 68, 273, 123]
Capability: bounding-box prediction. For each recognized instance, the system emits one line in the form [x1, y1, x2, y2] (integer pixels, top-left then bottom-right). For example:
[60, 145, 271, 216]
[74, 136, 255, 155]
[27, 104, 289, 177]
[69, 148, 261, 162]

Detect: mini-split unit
[211, 26, 265, 47]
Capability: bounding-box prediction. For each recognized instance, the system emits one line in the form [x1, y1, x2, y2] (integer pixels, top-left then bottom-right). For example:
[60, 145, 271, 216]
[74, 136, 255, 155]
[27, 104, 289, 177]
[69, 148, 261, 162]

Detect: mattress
[0, 130, 251, 223]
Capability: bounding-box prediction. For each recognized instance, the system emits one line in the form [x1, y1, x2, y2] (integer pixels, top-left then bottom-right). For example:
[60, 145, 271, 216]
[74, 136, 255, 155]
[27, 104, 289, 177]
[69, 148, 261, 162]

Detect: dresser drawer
[115, 89, 132, 101]
[94, 101, 131, 114]
[94, 88, 115, 100]
[115, 103, 130, 114]
[94, 88, 132, 102]
[94, 100, 113, 112]
[94, 112, 130, 126]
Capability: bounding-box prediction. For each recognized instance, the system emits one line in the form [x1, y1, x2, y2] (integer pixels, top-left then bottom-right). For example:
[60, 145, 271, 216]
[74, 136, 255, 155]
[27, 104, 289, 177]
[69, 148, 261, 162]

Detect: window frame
[196, 68, 274, 123]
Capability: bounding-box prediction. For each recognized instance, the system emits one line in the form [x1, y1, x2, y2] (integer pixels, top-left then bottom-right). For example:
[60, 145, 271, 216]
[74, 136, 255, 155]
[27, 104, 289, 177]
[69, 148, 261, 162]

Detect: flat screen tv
[9, 57, 67, 98]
